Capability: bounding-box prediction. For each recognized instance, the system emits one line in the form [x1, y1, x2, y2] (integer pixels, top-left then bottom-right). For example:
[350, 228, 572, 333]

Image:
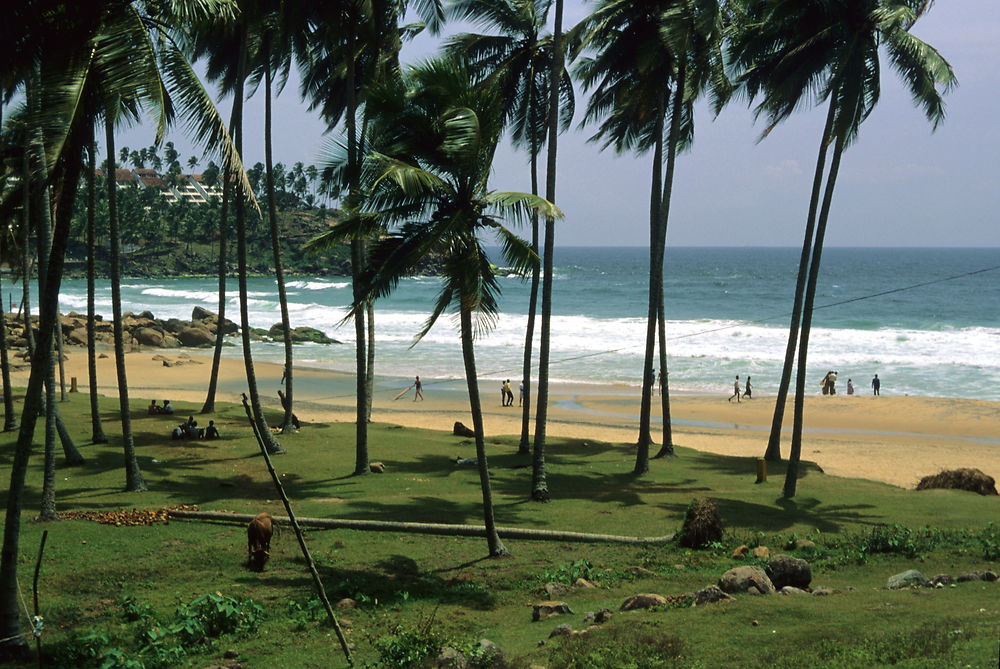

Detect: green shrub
[541, 559, 596, 585]
[173, 592, 263, 642]
[371, 625, 444, 668]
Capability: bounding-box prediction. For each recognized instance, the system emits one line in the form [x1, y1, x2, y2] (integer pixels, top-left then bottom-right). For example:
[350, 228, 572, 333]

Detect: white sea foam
[286, 280, 350, 291]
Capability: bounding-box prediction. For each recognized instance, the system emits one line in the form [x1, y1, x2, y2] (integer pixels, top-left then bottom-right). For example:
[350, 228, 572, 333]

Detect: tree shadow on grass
[656, 496, 881, 534]
[237, 553, 496, 610]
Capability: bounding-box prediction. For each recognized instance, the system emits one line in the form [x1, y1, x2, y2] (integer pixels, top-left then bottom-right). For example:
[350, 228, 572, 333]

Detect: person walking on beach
[518, 381, 525, 407]
[728, 375, 741, 403]
[743, 376, 753, 399]
[414, 376, 424, 401]
[871, 374, 880, 396]
[502, 379, 514, 406]
[847, 378, 855, 395]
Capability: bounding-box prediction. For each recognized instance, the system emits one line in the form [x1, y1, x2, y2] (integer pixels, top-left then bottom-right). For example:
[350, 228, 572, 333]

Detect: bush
[372, 625, 445, 668]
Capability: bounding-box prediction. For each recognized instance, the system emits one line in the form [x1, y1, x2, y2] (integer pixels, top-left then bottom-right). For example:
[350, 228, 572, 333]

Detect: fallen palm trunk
[167, 509, 674, 545]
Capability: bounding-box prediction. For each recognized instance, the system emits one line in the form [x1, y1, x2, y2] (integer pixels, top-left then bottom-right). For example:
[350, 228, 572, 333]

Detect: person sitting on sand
[171, 425, 183, 440]
[162, 399, 174, 415]
[728, 375, 741, 403]
[148, 399, 160, 415]
[205, 420, 220, 439]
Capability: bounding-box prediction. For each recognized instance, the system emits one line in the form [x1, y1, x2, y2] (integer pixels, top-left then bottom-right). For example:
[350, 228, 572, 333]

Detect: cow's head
[249, 549, 270, 572]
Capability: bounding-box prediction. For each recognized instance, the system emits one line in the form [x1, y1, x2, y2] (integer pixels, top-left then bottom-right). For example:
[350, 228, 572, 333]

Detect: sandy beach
[16, 348, 999, 490]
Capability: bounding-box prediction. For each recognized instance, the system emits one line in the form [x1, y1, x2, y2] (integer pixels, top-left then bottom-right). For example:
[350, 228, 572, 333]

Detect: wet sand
[18, 349, 1000, 490]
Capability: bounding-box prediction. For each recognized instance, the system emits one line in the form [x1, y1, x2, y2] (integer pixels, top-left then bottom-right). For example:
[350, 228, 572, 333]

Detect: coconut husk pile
[59, 504, 200, 526]
[915, 468, 998, 496]
[677, 497, 724, 548]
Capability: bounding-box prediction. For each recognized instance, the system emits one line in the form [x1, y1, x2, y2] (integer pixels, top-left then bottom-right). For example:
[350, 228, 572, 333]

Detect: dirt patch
[315, 497, 346, 503]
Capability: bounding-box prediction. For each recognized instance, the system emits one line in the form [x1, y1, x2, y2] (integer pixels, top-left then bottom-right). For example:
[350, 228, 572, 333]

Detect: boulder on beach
[176, 326, 215, 348]
[135, 328, 165, 347]
[268, 323, 339, 344]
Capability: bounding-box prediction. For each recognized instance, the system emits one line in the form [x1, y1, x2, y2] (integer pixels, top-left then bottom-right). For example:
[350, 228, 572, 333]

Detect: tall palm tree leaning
[191, 10, 283, 454]
[728, 0, 955, 497]
[445, 0, 574, 458]
[530, 0, 565, 502]
[85, 139, 108, 443]
[297, 0, 442, 474]
[310, 59, 560, 557]
[573, 0, 729, 473]
[0, 1, 250, 657]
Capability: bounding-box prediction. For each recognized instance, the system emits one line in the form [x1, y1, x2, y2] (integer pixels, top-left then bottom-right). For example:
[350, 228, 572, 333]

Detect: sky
[119, 0, 1000, 248]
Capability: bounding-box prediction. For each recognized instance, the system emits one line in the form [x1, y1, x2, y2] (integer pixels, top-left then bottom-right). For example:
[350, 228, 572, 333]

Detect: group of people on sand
[728, 375, 752, 403]
[500, 379, 524, 407]
[727, 371, 883, 401]
[821, 371, 882, 396]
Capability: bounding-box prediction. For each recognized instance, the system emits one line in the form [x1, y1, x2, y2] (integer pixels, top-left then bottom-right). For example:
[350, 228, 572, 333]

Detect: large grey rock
[162, 318, 190, 334]
[718, 566, 775, 595]
[693, 585, 735, 606]
[532, 601, 572, 622]
[135, 328, 164, 347]
[191, 306, 215, 321]
[475, 639, 505, 669]
[177, 326, 215, 347]
[435, 646, 468, 669]
[766, 554, 812, 590]
[619, 593, 668, 611]
[886, 569, 929, 589]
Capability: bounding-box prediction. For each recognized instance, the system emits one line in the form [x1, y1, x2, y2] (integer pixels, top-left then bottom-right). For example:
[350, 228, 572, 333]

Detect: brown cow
[247, 512, 273, 571]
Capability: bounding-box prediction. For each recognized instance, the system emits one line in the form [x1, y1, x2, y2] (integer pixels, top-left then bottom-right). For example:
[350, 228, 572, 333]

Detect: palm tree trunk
[531, 0, 564, 502]
[651, 71, 686, 460]
[87, 140, 107, 443]
[263, 49, 296, 434]
[56, 309, 67, 400]
[636, 101, 666, 465]
[345, 18, 369, 476]
[783, 137, 845, 499]
[366, 301, 375, 423]
[0, 118, 83, 661]
[105, 115, 148, 492]
[0, 268, 16, 432]
[201, 153, 231, 415]
[0, 103, 11, 432]
[460, 306, 509, 558]
[518, 91, 540, 456]
[232, 30, 283, 456]
[653, 300, 674, 458]
[34, 128, 83, 467]
[764, 100, 836, 461]
[20, 147, 35, 359]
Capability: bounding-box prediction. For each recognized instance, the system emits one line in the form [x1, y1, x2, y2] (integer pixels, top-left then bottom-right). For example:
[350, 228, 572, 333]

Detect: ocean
[51, 246, 1000, 401]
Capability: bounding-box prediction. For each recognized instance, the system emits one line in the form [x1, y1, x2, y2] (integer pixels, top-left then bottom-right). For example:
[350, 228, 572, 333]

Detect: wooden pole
[167, 510, 675, 546]
[241, 395, 352, 665]
[755, 457, 767, 484]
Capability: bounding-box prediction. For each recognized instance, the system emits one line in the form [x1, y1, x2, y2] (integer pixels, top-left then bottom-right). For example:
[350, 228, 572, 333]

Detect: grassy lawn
[1, 392, 997, 668]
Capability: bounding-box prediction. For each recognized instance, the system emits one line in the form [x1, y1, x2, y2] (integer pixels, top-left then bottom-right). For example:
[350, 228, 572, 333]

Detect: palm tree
[313, 59, 560, 556]
[0, 1, 250, 656]
[86, 139, 108, 443]
[575, 0, 728, 473]
[530, 0, 565, 501]
[297, 0, 442, 474]
[257, 5, 297, 433]
[728, 0, 955, 497]
[0, 105, 15, 433]
[445, 0, 574, 459]
[190, 7, 284, 454]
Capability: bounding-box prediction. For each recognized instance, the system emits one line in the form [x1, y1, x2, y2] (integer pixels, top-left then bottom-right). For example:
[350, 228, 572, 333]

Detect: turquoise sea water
[53, 246, 1000, 401]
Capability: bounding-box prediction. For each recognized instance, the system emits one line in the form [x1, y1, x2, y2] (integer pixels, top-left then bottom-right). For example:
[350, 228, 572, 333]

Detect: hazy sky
[120, 0, 1000, 247]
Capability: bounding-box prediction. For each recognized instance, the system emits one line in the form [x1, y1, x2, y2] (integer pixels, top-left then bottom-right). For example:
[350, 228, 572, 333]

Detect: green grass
[1, 391, 997, 668]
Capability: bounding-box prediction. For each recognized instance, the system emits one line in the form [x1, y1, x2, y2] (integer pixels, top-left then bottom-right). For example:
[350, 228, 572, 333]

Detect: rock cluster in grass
[3, 306, 339, 353]
[889, 568, 998, 589]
